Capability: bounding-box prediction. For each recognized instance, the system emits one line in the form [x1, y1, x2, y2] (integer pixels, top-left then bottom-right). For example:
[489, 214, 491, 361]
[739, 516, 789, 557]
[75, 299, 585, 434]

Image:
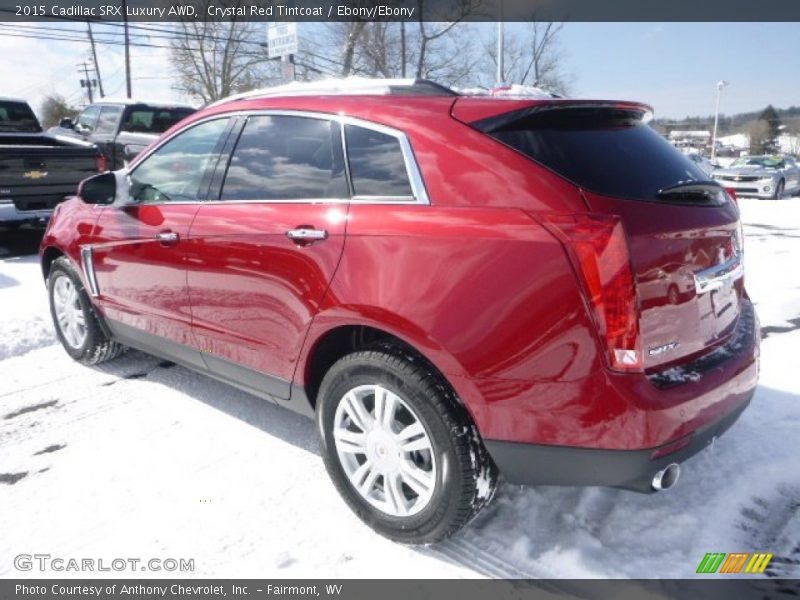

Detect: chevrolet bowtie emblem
[23, 170, 48, 180]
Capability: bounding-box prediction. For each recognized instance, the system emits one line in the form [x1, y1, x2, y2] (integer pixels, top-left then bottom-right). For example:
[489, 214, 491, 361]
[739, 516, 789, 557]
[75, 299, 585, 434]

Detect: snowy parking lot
[1, 197, 799, 579]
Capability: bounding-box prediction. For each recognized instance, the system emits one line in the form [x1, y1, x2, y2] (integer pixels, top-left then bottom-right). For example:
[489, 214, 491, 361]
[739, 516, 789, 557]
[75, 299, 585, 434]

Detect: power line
[0, 21, 348, 99]
[0, 18, 349, 71]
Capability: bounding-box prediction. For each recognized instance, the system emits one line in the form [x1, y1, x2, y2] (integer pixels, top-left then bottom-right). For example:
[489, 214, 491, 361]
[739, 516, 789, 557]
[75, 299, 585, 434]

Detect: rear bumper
[0, 203, 52, 224]
[480, 299, 759, 491]
[485, 391, 752, 492]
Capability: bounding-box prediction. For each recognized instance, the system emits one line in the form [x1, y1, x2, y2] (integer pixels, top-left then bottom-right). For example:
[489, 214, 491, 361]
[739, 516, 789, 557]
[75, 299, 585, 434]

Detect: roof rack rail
[207, 77, 458, 108]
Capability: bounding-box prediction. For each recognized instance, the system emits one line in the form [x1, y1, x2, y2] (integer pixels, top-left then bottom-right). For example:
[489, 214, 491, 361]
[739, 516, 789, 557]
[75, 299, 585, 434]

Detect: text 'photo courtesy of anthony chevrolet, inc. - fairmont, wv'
[0, 0, 799, 598]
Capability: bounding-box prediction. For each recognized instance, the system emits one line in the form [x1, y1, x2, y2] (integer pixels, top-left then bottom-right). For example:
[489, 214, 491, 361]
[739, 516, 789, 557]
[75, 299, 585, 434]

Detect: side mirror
[78, 172, 116, 205]
[59, 117, 74, 129]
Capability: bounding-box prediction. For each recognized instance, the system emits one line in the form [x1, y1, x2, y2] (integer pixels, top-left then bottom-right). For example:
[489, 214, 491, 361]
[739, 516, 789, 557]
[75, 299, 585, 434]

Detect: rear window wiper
[656, 181, 726, 205]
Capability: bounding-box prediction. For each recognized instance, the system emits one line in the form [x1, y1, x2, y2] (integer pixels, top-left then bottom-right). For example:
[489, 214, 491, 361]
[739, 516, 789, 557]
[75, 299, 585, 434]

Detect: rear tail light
[543, 213, 642, 372]
[95, 154, 108, 173]
[725, 187, 737, 204]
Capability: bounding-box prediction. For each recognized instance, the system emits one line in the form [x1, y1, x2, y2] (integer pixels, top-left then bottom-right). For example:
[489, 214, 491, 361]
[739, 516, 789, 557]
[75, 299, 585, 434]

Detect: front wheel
[48, 256, 125, 365]
[317, 350, 497, 544]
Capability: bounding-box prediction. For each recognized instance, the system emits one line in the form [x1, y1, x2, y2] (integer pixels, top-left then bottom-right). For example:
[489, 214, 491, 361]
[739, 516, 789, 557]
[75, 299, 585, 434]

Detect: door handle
[286, 228, 328, 242]
[155, 231, 179, 245]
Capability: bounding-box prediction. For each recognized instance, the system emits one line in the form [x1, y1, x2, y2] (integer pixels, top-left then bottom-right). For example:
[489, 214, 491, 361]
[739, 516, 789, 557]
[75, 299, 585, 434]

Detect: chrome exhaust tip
[652, 463, 680, 492]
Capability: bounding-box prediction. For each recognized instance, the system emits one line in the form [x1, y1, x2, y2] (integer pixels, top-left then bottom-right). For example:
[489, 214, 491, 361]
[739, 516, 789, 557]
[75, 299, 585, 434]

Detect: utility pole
[496, 1, 504, 86]
[121, 0, 132, 98]
[711, 80, 729, 162]
[77, 62, 96, 103]
[86, 21, 104, 98]
[400, 22, 406, 78]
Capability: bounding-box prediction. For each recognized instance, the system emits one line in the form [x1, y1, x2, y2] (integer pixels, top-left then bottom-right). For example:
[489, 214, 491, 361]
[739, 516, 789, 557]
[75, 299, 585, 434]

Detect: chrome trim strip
[80, 246, 99, 297]
[694, 256, 744, 294]
[128, 109, 430, 207]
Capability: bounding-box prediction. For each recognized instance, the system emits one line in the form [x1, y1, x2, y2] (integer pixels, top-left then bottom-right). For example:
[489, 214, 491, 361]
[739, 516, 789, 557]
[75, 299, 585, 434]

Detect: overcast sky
[2, 21, 797, 120]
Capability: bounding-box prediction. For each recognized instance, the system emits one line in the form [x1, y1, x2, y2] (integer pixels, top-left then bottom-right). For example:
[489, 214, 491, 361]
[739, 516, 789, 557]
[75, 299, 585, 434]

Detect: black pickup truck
[50, 99, 196, 170]
[1, 97, 103, 227]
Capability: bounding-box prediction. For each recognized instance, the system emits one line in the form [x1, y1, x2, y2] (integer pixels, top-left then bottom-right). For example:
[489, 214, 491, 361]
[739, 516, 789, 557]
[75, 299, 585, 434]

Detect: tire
[316, 349, 498, 544]
[773, 179, 785, 200]
[48, 256, 125, 365]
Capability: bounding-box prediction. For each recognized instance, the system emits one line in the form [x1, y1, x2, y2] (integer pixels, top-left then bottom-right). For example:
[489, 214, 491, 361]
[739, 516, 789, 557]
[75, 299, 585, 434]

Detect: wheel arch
[40, 246, 66, 280]
[297, 317, 482, 427]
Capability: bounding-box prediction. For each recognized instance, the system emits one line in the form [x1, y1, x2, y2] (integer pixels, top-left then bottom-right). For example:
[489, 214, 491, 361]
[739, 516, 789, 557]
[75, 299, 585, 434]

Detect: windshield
[121, 107, 195, 134]
[0, 101, 42, 133]
[732, 156, 785, 169]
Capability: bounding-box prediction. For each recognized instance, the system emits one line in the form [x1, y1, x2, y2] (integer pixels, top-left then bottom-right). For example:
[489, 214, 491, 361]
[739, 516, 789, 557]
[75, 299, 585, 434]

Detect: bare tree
[747, 119, 770, 154]
[170, 4, 279, 104]
[481, 21, 572, 95]
[307, 20, 478, 86]
[40, 94, 78, 129]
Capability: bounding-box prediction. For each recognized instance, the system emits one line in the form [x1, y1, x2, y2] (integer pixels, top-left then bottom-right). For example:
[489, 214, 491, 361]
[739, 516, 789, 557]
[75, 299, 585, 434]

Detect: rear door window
[122, 107, 195, 134]
[0, 101, 40, 132]
[482, 107, 709, 201]
[219, 115, 347, 201]
[344, 125, 414, 198]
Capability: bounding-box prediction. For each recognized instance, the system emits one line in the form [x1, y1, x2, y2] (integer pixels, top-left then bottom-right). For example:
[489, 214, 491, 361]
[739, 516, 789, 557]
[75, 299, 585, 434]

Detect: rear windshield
[121, 107, 195, 134]
[0, 101, 41, 133]
[483, 107, 708, 201]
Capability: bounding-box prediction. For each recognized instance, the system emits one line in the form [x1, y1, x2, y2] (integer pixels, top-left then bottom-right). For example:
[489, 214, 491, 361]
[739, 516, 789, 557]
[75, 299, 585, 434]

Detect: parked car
[50, 99, 196, 170]
[40, 79, 759, 544]
[686, 152, 717, 176]
[712, 154, 800, 199]
[0, 97, 104, 227]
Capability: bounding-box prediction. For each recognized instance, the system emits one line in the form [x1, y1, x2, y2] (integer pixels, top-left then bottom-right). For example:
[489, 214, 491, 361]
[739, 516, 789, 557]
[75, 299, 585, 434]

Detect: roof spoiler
[452, 99, 654, 131]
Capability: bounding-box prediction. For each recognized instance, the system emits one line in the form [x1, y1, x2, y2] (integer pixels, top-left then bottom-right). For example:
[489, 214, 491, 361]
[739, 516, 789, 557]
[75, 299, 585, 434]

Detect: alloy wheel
[332, 384, 436, 517]
[53, 275, 87, 349]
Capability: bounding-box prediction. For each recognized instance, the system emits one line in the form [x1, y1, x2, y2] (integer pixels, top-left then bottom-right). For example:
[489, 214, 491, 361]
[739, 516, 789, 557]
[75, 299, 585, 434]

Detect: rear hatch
[0, 134, 100, 211]
[462, 100, 744, 371]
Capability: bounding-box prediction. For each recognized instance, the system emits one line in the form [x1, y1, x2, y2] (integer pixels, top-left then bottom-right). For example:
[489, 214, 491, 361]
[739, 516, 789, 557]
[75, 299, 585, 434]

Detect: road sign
[267, 23, 298, 59]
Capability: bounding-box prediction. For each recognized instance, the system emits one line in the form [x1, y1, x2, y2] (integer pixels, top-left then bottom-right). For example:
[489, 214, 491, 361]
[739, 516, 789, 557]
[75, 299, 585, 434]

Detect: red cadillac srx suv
[40, 79, 759, 543]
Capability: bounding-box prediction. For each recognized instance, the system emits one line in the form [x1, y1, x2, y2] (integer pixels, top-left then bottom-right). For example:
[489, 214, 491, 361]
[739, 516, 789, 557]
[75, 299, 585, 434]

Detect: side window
[220, 115, 346, 201]
[95, 106, 123, 136]
[344, 125, 414, 198]
[75, 106, 100, 133]
[129, 118, 229, 204]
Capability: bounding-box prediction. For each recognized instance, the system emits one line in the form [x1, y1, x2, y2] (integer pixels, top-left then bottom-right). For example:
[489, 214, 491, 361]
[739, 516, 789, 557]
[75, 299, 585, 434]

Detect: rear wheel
[316, 350, 497, 544]
[48, 257, 125, 365]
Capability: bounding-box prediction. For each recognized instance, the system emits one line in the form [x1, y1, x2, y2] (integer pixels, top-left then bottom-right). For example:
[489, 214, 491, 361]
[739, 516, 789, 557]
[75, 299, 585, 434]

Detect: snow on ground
[1, 196, 799, 579]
